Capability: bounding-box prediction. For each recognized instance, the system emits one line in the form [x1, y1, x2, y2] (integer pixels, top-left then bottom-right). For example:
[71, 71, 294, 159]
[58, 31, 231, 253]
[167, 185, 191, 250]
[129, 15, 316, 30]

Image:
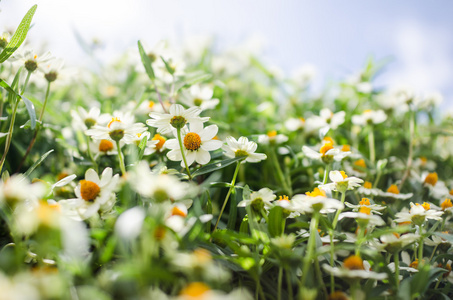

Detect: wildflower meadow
[1, 5, 453, 300]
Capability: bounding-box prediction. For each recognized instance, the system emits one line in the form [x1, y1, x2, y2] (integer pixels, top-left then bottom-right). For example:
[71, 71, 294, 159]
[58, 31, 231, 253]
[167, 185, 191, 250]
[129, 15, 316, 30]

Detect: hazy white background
[1, 0, 453, 108]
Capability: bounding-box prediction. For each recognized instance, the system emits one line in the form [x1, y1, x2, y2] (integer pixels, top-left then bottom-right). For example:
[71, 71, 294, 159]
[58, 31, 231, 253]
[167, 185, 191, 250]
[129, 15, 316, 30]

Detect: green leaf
[0, 78, 37, 129]
[137, 40, 155, 80]
[160, 56, 175, 75]
[268, 206, 284, 237]
[0, 5, 37, 63]
[24, 149, 53, 177]
[192, 156, 245, 177]
[174, 71, 212, 91]
[137, 135, 148, 161]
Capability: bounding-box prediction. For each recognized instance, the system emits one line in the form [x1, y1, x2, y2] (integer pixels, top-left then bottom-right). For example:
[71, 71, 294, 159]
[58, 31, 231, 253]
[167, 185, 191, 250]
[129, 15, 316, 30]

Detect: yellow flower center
[154, 226, 166, 241]
[193, 248, 212, 264]
[363, 181, 373, 189]
[267, 130, 277, 138]
[320, 142, 334, 156]
[80, 180, 101, 202]
[152, 134, 166, 151]
[323, 137, 335, 145]
[354, 159, 366, 168]
[37, 201, 60, 226]
[328, 291, 349, 300]
[343, 255, 364, 270]
[341, 144, 350, 152]
[420, 156, 427, 165]
[359, 206, 371, 215]
[107, 117, 121, 128]
[393, 232, 401, 238]
[306, 187, 326, 197]
[235, 149, 249, 158]
[183, 132, 202, 151]
[193, 98, 203, 106]
[359, 198, 371, 206]
[179, 282, 210, 298]
[387, 184, 400, 194]
[409, 259, 419, 269]
[278, 195, 290, 203]
[99, 139, 114, 152]
[441, 198, 453, 211]
[171, 206, 187, 217]
[340, 171, 348, 179]
[421, 202, 431, 211]
[57, 172, 69, 181]
[424, 172, 438, 186]
[364, 109, 372, 113]
[148, 101, 155, 109]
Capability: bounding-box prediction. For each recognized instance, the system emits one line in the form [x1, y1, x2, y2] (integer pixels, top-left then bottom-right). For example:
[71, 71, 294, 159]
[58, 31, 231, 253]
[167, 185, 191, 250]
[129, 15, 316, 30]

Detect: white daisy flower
[0, 174, 46, 208]
[181, 84, 220, 111]
[10, 49, 54, 73]
[284, 117, 305, 132]
[223, 136, 267, 163]
[305, 108, 345, 132]
[165, 123, 223, 167]
[318, 170, 364, 193]
[71, 106, 110, 132]
[146, 104, 209, 135]
[237, 188, 276, 212]
[351, 109, 387, 126]
[86, 112, 146, 143]
[292, 187, 343, 214]
[323, 255, 388, 280]
[338, 209, 385, 227]
[39, 57, 64, 82]
[257, 130, 288, 145]
[59, 167, 119, 220]
[129, 162, 195, 203]
[394, 202, 443, 226]
[379, 184, 413, 200]
[377, 233, 420, 253]
[345, 198, 386, 215]
[422, 172, 449, 199]
[357, 181, 381, 196]
[302, 142, 350, 164]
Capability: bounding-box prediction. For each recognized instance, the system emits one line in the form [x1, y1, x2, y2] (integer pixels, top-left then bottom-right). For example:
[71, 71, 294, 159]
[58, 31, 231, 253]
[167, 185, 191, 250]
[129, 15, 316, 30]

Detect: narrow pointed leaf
[137, 40, 155, 80]
[0, 5, 37, 63]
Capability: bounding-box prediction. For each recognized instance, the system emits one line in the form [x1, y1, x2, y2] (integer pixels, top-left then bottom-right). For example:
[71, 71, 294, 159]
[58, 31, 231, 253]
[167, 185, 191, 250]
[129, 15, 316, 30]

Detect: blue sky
[1, 0, 453, 108]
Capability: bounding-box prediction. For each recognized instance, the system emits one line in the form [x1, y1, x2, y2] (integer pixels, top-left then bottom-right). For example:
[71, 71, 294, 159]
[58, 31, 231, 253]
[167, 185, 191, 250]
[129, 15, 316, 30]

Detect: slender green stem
[86, 135, 98, 172]
[21, 71, 32, 96]
[152, 79, 168, 113]
[323, 164, 330, 184]
[329, 231, 335, 294]
[16, 82, 52, 172]
[368, 125, 375, 165]
[394, 251, 400, 292]
[38, 81, 51, 121]
[399, 110, 415, 190]
[0, 71, 32, 173]
[116, 141, 126, 175]
[213, 161, 241, 232]
[286, 270, 293, 300]
[301, 212, 319, 288]
[332, 192, 346, 230]
[278, 266, 283, 300]
[176, 128, 192, 180]
[271, 147, 291, 195]
[355, 226, 366, 256]
[418, 231, 424, 263]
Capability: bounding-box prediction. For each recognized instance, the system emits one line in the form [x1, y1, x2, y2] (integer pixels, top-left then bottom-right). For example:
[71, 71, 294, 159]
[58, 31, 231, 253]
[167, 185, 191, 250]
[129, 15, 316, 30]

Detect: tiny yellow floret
[107, 117, 121, 128]
[387, 184, 400, 195]
[441, 198, 453, 211]
[320, 142, 334, 156]
[341, 144, 350, 152]
[424, 172, 438, 186]
[363, 181, 373, 189]
[343, 255, 364, 270]
[305, 187, 326, 197]
[99, 139, 114, 152]
[179, 282, 210, 298]
[80, 180, 101, 202]
[359, 198, 371, 206]
[183, 132, 202, 151]
[340, 171, 348, 179]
